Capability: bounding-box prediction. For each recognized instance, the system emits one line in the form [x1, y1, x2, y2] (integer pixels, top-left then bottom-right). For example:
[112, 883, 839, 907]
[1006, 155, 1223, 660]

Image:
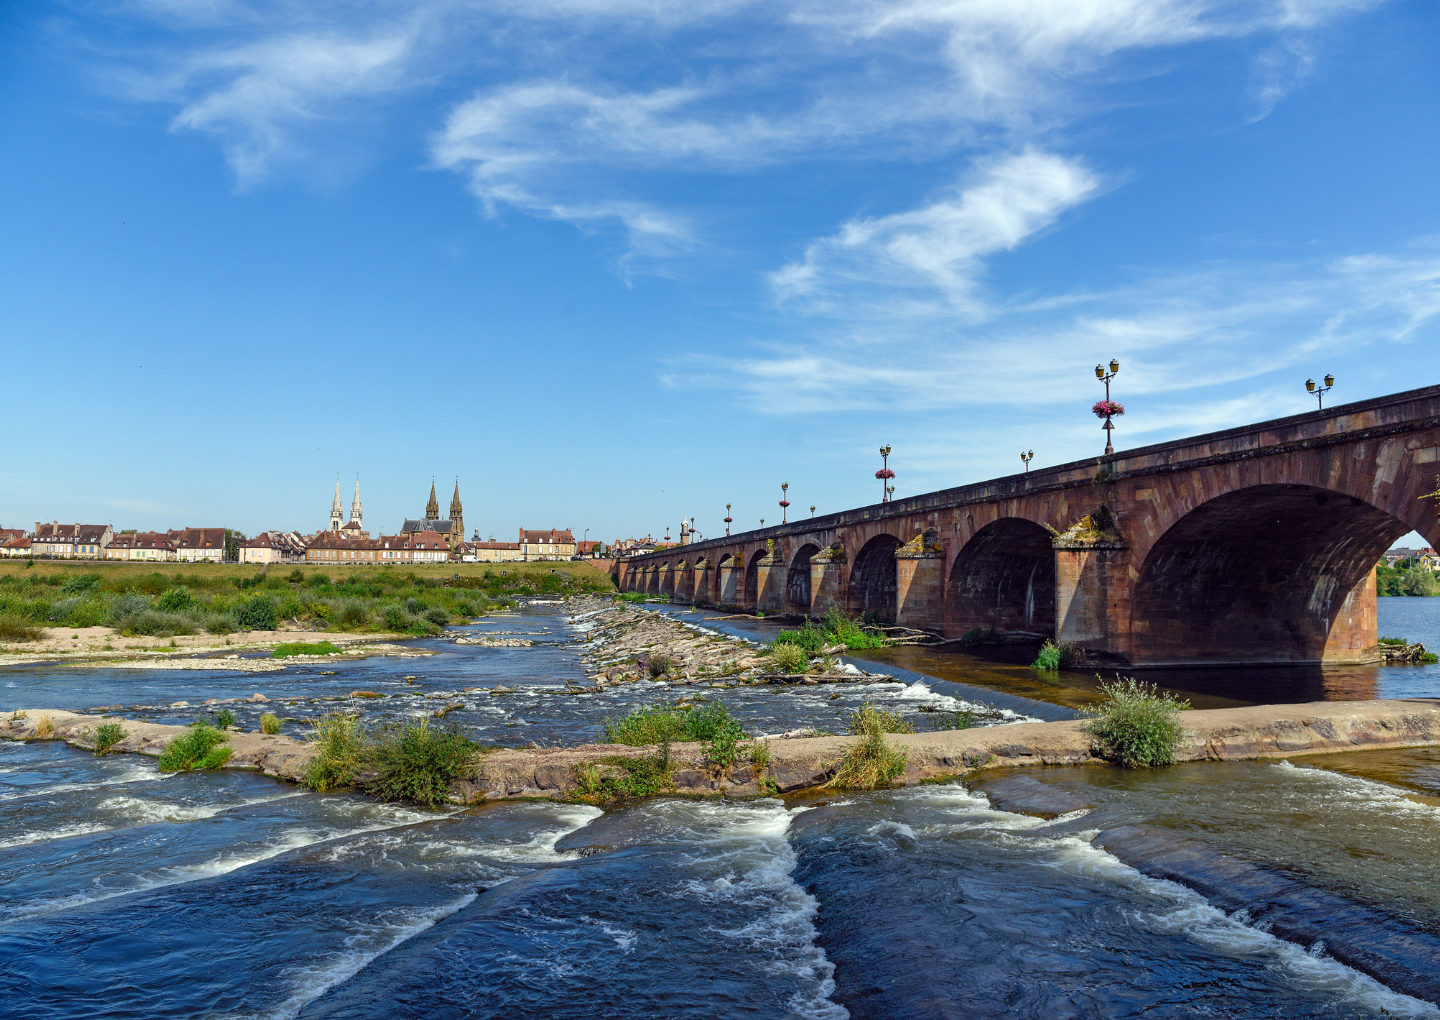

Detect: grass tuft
[35, 714, 54, 738]
[1033, 639, 1078, 670]
[1082, 676, 1191, 768]
[259, 712, 282, 734]
[157, 721, 231, 771]
[764, 641, 809, 674]
[93, 720, 126, 755]
[843, 702, 914, 734]
[304, 711, 365, 792]
[827, 703, 908, 789]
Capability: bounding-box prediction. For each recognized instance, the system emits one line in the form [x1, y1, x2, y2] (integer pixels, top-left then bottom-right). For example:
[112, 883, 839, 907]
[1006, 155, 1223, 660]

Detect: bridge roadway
[616, 385, 1440, 666]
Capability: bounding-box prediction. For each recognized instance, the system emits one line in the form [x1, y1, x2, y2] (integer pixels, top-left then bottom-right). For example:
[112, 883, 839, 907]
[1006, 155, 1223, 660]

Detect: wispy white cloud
[770, 150, 1099, 312]
[669, 245, 1440, 415]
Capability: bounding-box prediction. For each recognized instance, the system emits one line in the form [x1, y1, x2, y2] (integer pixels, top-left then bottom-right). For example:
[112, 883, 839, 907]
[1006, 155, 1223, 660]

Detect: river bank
[0, 626, 435, 669]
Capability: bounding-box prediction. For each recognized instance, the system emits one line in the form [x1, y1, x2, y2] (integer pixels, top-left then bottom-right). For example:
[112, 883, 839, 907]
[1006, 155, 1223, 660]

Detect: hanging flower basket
[778, 500, 790, 508]
[1092, 400, 1125, 419]
[875, 468, 895, 480]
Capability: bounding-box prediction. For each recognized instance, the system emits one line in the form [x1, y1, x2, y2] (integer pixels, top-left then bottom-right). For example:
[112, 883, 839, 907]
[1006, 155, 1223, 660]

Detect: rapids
[1, 599, 1438, 1018]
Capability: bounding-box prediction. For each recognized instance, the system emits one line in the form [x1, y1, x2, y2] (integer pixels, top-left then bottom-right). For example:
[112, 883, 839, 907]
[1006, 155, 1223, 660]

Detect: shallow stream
[2, 599, 1439, 1018]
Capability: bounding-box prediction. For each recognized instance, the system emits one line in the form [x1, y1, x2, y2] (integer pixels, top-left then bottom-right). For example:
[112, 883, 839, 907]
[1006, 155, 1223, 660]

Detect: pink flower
[875, 468, 895, 479]
[1092, 400, 1125, 418]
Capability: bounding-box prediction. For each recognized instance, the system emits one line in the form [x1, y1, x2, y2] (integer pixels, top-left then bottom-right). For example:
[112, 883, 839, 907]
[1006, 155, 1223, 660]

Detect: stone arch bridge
[616, 386, 1440, 666]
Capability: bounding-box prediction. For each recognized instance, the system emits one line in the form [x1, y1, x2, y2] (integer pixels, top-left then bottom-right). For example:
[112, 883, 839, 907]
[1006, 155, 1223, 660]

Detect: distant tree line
[1376, 557, 1439, 597]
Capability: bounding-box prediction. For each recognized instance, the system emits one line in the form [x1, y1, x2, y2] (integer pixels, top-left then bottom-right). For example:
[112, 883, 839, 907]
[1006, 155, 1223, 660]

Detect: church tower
[349, 478, 363, 531]
[449, 480, 464, 547]
[425, 480, 440, 522]
[330, 479, 343, 532]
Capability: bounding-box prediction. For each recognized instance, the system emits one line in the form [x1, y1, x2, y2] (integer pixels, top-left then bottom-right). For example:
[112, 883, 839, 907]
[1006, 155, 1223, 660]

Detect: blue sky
[2, 0, 1438, 545]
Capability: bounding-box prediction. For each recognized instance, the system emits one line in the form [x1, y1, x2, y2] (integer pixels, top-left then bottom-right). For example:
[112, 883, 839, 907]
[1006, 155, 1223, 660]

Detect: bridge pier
[718, 555, 741, 609]
[692, 558, 713, 607]
[1054, 535, 1129, 660]
[755, 544, 786, 615]
[895, 529, 945, 632]
[808, 545, 847, 619]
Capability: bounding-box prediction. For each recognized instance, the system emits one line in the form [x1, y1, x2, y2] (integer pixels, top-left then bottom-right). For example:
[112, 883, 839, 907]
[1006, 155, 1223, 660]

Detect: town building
[2, 535, 31, 558]
[32, 523, 113, 559]
[469, 540, 524, 562]
[520, 528, 576, 560]
[171, 527, 226, 563]
[409, 531, 451, 563]
[305, 531, 415, 565]
[241, 531, 308, 564]
[401, 481, 464, 549]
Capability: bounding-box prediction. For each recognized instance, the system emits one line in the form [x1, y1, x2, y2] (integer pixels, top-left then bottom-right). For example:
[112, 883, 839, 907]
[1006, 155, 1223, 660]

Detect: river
[1, 597, 1438, 1018]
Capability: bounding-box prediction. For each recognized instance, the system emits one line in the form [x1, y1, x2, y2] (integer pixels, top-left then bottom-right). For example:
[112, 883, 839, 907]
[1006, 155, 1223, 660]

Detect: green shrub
[424, 607, 450, 626]
[61, 573, 102, 595]
[93, 721, 126, 755]
[156, 587, 196, 612]
[1033, 640, 1077, 670]
[363, 718, 479, 808]
[204, 613, 237, 635]
[404, 596, 428, 615]
[304, 712, 365, 792]
[827, 704, 908, 789]
[844, 702, 914, 734]
[383, 605, 413, 631]
[603, 700, 745, 746]
[1083, 676, 1191, 768]
[704, 722, 743, 768]
[821, 606, 888, 650]
[157, 722, 232, 771]
[273, 640, 342, 658]
[236, 595, 278, 631]
[334, 601, 368, 629]
[259, 713, 282, 734]
[774, 624, 825, 654]
[642, 653, 672, 678]
[121, 611, 198, 638]
[307, 573, 331, 588]
[0, 614, 43, 641]
[212, 708, 237, 730]
[764, 641, 808, 674]
[1378, 635, 1408, 645]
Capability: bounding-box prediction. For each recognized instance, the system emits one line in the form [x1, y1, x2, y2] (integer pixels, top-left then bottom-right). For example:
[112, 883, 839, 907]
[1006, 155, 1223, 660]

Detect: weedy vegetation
[1033, 640, 1078, 670]
[93, 720, 126, 755]
[603, 701, 745, 746]
[259, 713, 282, 734]
[1082, 676, 1191, 768]
[827, 703, 908, 790]
[0, 614, 43, 641]
[35, 714, 54, 737]
[157, 721, 232, 771]
[303, 712, 482, 807]
[842, 703, 914, 734]
[763, 641, 809, 674]
[773, 607, 887, 652]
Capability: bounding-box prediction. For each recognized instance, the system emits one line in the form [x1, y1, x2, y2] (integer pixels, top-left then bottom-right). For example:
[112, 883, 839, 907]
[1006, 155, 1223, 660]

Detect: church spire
[450, 479, 462, 517]
[330, 478, 343, 532]
[425, 479, 439, 520]
[350, 477, 363, 531]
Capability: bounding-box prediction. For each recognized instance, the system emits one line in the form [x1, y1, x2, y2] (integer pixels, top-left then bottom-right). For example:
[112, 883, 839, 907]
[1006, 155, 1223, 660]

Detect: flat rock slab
[2, 698, 1438, 804]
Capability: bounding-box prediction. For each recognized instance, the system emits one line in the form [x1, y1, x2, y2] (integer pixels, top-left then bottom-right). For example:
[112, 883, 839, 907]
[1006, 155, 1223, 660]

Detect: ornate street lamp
[810, 505, 816, 518]
[1093, 359, 1123, 456]
[1021, 450, 1034, 472]
[724, 504, 732, 536]
[779, 483, 790, 524]
[876, 445, 894, 502]
[1305, 373, 1335, 410]
[760, 518, 765, 528]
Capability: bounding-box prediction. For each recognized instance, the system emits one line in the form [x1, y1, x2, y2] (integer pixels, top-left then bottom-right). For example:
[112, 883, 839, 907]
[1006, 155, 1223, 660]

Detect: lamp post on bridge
[1093, 359, 1123, 456]
[1306, 374, 1335, 410]
[876, 445, 894, 502]
[779, 483, 790, 524]
[724, 504, 732, 536]
[810, 505, 816, 518]
[1021, 450, 1034, 472]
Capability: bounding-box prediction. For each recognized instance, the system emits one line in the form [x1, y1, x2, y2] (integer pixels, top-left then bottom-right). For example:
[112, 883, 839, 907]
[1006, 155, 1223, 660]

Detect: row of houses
[0, 522, 589, 565]
[0, 524, 230, 562]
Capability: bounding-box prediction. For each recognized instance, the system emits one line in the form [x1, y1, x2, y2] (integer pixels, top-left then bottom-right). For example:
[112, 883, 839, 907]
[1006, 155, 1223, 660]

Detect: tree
[1401, 565, 1437, 597]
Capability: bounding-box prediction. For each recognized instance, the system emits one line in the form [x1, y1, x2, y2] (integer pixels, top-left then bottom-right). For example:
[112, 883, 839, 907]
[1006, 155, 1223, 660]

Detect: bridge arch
[743, 548, 765, 609]
[948, 518, 1056, 637]
[1129, 483, 1411, 664]
[787, 543, 821, 615]
[849, 534, 902, 624]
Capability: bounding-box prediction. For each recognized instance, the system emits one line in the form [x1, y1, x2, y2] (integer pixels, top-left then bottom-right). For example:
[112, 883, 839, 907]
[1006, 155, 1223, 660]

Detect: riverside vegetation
[1082, 676, 1191, 768]
[0, 561, 613, 642]
[303, 712, 483, 808]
